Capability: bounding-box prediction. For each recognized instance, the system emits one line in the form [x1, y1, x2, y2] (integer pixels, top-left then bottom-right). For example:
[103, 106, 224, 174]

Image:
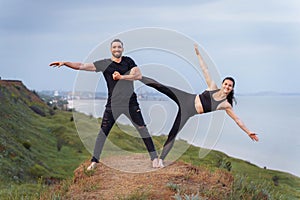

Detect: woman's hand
[49, 61, 64, 67]
[248, 132, 259, 141]
[194, 44, 200, 55]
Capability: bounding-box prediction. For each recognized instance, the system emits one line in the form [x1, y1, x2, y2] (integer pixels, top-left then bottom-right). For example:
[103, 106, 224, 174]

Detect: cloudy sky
[1, 0, 300, 94]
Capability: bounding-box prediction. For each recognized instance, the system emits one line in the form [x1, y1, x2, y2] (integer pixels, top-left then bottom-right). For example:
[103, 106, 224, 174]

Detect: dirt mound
[64, 155, 233, 199]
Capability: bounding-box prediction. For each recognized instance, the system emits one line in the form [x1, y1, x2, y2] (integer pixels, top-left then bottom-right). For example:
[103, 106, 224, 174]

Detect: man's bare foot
[87, 162, 97, 171]
[152, 158, 159, 168]
[158, 159, 164, 168]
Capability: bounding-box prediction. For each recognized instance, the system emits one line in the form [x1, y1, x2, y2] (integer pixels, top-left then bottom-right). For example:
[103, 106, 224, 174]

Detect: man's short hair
[111, 39, 123, 47]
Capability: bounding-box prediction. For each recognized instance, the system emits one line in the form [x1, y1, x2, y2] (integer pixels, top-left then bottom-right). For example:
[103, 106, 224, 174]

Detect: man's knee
[137, 125, 146, 129]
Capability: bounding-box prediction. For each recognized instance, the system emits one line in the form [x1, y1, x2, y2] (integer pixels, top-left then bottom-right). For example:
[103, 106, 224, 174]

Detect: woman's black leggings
[140, 76, 198, 160]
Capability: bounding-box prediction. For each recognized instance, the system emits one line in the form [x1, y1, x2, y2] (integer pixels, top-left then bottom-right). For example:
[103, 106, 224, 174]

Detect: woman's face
[222, 79, 234, 94]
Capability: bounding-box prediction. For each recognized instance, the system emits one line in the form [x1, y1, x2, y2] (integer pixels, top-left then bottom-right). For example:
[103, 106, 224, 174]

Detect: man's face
[110, 42, 123, 59]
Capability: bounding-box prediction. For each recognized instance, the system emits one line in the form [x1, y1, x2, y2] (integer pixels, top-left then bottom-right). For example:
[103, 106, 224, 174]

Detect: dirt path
[62, 155, 233, 200]
[99, 154, 173, 173]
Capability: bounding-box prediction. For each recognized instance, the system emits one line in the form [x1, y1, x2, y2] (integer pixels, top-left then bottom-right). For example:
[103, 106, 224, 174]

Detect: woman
[141, 44, 259, 168]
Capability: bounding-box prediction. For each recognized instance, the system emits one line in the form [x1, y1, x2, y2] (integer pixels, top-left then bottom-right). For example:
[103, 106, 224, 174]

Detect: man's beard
[112, 52, 122, 58]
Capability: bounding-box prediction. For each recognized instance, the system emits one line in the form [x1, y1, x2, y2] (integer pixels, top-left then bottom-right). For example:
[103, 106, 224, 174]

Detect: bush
[49, 109, 55, 116]
[29, 105, 46, 117]
[28, 164, 48, 178]
[57, 138, 65, 152]
[272, 176, 279, 186]
[217, 157, 232, 172]
[22, 141, 31, 150]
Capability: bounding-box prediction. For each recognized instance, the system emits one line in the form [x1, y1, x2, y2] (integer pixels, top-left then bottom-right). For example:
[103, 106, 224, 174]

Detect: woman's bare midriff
[194, 95, 203, 114]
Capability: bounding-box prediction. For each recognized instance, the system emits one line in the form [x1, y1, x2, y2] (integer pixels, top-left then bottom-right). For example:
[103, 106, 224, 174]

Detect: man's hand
[112, 71, 122, 80]
[49, 61, 64, 67]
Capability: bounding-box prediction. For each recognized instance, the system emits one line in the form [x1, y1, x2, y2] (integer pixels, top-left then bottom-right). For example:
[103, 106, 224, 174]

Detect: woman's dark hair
[222, 77, 237, 106]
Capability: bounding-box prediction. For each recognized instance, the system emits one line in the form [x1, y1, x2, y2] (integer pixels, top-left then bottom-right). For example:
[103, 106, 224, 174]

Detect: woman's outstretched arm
[226, 107, 259, 141]
[194, 44, 217, 90]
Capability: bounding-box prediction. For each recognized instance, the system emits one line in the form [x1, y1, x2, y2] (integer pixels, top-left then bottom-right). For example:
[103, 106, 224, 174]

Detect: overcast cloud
[0, 0, 300, 93]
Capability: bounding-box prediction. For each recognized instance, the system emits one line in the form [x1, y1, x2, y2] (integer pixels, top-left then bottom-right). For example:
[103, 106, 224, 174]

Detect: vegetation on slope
[0, 80, 299, 199]
[0, 80, 90, 198]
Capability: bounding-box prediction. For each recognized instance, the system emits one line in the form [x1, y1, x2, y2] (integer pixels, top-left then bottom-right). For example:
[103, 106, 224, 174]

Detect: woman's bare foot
[152, 158, 159, 168]
[87, 162, 97, 171]
[158, 159, 165, 168]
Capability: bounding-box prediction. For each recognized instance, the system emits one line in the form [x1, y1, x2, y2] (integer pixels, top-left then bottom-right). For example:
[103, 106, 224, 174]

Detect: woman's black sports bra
[199, 89, 227, 113]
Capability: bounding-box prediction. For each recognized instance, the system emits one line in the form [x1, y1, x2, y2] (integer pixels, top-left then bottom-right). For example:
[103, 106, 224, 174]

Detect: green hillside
[0, 80, 90, 198]
[0, 80, 299, 199]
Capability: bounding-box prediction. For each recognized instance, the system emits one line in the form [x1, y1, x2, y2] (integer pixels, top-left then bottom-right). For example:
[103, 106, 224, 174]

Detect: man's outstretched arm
[49, 61, 96, 71]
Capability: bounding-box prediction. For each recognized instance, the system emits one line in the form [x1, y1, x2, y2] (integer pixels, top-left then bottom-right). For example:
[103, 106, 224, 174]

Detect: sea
[70, 95, 300, 177]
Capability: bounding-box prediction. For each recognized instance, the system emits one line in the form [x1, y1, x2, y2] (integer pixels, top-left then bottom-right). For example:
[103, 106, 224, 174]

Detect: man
[49, 39, 159, 170]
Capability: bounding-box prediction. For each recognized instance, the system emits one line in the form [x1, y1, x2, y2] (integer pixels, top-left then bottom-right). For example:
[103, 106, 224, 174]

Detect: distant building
[54, 90, 59, 97]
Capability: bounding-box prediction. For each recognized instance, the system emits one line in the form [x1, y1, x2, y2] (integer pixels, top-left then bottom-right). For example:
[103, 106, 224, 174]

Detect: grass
[117, 187, 151, 200]
[0, 109, 91, 199]
[0, 81, 90, 199]
[176, 145, 300, 199]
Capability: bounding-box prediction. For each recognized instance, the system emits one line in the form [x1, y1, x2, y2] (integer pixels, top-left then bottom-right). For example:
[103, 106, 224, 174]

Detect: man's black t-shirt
[93, 56, 139, 108]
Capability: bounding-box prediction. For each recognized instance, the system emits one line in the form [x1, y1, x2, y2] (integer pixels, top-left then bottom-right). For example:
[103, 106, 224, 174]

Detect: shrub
[29, 105, 46, 117]
[57, 138, 65, 152]
[49, 109, 55, 116]
[272, 176, 279, 186]
[217, 157, 232, 172]
[22, 140, 31, 150]
[166, 182, 180, 192]
[29, 164, 48, 178]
